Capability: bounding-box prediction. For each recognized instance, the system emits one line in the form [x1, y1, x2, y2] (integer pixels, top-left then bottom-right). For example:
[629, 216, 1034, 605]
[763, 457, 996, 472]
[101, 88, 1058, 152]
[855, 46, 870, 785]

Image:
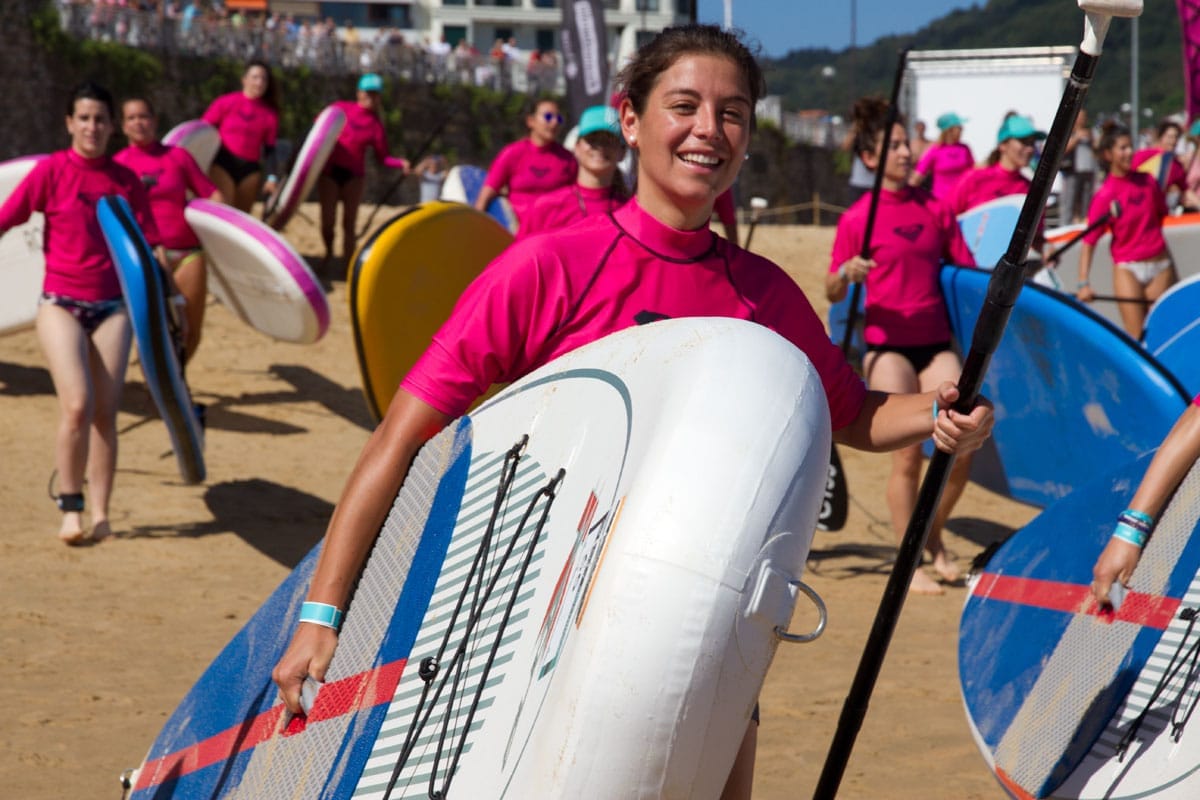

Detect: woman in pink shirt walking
[116, 96, 224, 362]
[202, 59, 280, 214]
[475, 97, 577, 227]
[318, 73, 409, 267]
[910, 111, 975, 201]
[952, 115, 1046, 214]
[826, 96, 978, 596]
[515, 103, 628, 240]
[271, 27, 994, 797]
[0, 82, 159, 545]
[1077, 121, 1177, 339]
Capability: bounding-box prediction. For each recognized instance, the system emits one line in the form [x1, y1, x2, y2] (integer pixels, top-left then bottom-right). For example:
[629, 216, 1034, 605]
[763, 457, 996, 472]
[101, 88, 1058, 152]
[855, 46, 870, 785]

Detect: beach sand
[0, 205, 1027, 798]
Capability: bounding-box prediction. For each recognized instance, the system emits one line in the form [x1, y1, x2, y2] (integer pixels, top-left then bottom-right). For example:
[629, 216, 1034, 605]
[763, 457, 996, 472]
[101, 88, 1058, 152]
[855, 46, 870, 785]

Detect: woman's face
[621, 52, 753, 228]
[863, 122, 911, 184]
[66, 98, 113, 159]
[998, 136, 1036, 171]
[1108, 135, 1133, 173]
[945, 125, 962, 143]
[574, 132, 624, 181]
[357, 89, 380, 111]
[527, 101, 563, 145]
[1160, 126, 1180, 152]
[121, 99, 156, 145]
[242, 65, 269, 99]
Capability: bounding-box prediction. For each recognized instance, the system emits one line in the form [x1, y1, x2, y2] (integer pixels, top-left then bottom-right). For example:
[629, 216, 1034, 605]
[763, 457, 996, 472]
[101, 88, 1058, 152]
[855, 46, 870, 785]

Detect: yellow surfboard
[348, 201, 513, 423]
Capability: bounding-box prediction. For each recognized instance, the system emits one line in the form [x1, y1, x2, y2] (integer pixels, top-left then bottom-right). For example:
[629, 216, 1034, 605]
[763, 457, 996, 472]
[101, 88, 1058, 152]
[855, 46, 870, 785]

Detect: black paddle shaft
[813, 48, 1102, 800]
[840, 47, 909, 356]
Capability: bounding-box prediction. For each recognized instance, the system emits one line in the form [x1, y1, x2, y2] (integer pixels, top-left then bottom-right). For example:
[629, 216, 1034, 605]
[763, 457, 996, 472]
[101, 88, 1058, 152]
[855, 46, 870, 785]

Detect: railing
[55, 1, 566, 92]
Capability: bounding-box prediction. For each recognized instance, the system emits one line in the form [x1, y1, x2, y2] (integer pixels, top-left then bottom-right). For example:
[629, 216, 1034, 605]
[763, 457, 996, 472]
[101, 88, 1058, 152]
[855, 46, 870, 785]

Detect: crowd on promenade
[56, 0, 565, 94]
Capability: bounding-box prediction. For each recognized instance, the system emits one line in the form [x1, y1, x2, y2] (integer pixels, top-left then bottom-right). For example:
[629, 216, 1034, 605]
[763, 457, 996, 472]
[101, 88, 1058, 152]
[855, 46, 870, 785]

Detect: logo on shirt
[529, 166, 549, 178]
[75, 189, 107, 208]
[634, 310, 670, 325]
[893, 223, 925, 242]
[236, 106, 257, 122]
[1125, 192, 1145, 206]
[140, 170, 161, 188]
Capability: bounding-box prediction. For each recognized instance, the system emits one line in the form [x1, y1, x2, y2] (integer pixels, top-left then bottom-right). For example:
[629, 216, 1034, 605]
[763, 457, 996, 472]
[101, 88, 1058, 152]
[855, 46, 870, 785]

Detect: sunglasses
[540, 112, 564, 124]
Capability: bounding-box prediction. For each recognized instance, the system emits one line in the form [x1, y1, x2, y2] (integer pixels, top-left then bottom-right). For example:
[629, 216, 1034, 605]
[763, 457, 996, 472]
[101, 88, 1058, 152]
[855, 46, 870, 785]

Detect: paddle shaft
[814, 33, 1109, 800]
[1090, 293, 1153, 304]
[1045, 209, 1112, 264]
[355, 114, 451, 241]
[840, 47, 909, 355]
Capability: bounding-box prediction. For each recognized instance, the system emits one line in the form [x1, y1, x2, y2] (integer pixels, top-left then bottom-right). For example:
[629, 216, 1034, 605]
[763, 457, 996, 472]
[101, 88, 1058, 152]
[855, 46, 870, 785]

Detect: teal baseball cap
[997, 115, 1047, 143]
[937, 112, 966, 130]
[578, 105, 621, 138]
[357, 73, 383, 93]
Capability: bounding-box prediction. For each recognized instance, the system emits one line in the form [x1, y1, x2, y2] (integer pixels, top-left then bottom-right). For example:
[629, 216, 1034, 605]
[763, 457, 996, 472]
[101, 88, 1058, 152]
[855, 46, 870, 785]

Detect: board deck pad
[940, 264, 1189, 507]
[960, 456, 1200, 799]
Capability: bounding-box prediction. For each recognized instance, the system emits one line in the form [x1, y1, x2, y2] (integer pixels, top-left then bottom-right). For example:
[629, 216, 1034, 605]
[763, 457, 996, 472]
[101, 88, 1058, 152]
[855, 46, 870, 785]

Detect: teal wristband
[1112, 521, 1147, 548]
[1122, 508, 1154, 527]
[300, 601, 344, 631]
[932, 399, 939, 422]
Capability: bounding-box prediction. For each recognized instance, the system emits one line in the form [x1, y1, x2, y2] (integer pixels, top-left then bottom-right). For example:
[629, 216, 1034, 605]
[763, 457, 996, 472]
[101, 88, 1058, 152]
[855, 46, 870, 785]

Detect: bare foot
[909, 569, 945, 596]
[58, 512, 88, 546]
[932, 551, 961, 584]
[89, 520, 114, 544]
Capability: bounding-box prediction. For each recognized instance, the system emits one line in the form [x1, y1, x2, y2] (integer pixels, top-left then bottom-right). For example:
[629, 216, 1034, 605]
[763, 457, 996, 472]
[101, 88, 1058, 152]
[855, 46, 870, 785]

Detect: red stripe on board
[994, 766, 1037, 800]
[134, 658, 407, 792]
[972, 574, 1180, 629]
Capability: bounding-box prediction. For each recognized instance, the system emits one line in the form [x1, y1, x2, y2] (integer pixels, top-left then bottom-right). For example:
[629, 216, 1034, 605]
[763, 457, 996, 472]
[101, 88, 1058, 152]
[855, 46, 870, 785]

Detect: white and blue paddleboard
[0, 155, 49, 335]
[97, 195, 205, 484]
[1142, 274, 1200, 396]
[961, 454, 1200, 799]
[958, 193, 1025, 268]
[941, 264, 1189, 508]
[440, 164, 518, 233]
[125, 317, 832, 799]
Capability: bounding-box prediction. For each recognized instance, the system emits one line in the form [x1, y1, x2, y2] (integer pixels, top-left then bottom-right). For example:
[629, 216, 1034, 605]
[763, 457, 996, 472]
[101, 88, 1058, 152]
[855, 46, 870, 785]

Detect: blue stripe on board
[323, 418, 474, 799]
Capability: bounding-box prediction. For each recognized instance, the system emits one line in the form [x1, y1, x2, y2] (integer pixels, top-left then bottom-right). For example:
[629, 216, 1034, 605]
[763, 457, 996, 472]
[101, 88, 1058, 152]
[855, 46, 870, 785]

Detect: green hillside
[763, 0, 1185, 122]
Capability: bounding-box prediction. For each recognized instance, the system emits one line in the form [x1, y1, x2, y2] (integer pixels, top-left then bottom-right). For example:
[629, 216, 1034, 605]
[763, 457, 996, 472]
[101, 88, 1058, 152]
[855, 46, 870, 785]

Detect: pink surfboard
[162, 119, 220, 173]
[264, 105, 346, 231]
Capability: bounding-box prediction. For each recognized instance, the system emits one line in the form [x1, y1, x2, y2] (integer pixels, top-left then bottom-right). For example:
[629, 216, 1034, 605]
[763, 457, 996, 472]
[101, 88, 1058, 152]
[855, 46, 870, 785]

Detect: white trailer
[902, 46, 1075, 166]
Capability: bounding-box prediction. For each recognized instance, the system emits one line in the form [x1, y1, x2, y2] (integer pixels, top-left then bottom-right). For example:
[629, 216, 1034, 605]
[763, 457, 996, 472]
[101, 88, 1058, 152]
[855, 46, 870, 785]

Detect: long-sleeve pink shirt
[830, 186, 975, 347]
[915, 142, 975, 201]
[114, 141, 216, 249]
[951, 163, 1031, 214]
[483, 138, 577, 224]
[0, 149, 158, 301]
[514, 183, 626, 240]
[202, 91, 278, 162]
[325, 100, 407, 177]
[1083, 172, 1169, 264]
[403, 198, 867, 426]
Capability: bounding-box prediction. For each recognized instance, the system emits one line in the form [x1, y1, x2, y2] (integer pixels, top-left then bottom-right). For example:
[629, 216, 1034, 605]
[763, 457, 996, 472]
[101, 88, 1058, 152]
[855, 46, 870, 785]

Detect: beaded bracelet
[300, 601, 344, 631]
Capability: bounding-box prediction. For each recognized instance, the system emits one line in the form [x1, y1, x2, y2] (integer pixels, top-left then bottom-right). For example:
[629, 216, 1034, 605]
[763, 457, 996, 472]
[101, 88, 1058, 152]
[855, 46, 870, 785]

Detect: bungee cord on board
[382, 435, 565, 800]
[1115, 605, 1200, 758]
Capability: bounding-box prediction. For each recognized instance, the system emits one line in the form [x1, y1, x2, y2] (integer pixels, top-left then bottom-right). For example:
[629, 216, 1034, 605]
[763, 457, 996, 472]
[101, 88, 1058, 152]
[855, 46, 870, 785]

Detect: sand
[0, 205, 1029, 798]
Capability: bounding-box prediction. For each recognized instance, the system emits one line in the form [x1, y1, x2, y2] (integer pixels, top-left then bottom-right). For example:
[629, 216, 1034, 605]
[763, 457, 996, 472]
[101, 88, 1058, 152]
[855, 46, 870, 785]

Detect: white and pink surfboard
[185, 198, 329, 344]
[162, 119, 221, 174]
[264, 105, 346, 231]
[0, 155, 49, 336]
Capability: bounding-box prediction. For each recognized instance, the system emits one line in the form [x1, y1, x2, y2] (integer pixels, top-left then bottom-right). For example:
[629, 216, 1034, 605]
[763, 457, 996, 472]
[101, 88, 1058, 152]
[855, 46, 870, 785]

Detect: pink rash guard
[515, 184, 626, 240]
[951, 164, 1030, 214]
[1082, 172, 1168, 264]
[0, 149, 158, 302]
[915, 142, 975, 201]
[114, 141, 216, 249]
[202, 91, 278, 162]
[830, 186, 975, 347]
[403, 198, 867, 427]
[325, 100, 407, 177]
[482, 138, 577, 224]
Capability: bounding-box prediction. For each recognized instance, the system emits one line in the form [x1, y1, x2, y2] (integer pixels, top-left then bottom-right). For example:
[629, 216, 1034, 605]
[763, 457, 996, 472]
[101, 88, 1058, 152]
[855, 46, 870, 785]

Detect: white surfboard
[126, 317, 832, 799]
[0, 155, 48, 336]
[162, 119, 220, 174]
[264, 105, 346, 231]
[184, 198, 329, 344]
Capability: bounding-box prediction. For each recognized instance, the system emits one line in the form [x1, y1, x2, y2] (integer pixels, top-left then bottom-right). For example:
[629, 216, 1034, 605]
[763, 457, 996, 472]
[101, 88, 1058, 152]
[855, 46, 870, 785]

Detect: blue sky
[695, 1, 979, 57]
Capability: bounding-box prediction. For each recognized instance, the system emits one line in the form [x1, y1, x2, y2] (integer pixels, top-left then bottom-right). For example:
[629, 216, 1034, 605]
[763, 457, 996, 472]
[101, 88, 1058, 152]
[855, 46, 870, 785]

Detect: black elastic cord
[1116, 606, 1200, 758]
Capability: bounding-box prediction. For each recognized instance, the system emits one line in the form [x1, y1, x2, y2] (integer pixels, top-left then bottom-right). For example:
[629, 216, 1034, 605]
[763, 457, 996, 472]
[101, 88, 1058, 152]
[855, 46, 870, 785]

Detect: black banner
[560, 0, 609, 122]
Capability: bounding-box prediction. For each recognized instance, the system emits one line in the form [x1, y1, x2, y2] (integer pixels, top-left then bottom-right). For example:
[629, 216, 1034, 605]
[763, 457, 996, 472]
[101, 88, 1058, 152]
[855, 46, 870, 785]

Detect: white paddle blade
[1078, 0, 1141, 56]
[1077, 0, 1142, 15]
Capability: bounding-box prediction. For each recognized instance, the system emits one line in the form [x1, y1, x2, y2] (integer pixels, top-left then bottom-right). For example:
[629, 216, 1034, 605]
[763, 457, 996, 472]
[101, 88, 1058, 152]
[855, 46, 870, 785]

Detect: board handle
[775, 579, 827, 644]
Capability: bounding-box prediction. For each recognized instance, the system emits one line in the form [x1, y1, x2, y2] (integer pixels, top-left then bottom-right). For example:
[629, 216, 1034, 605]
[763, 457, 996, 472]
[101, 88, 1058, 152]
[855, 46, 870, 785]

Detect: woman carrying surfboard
[515, 103, 628, 240]
[826, 97, 978, 596]
[0, 82, 159, 545]
[116, 97, 224, 363]
[317, 73, 409, 268]
[273, 25, 994, 797]
[1076, 121, 1177, 339]
[1092, 394, 1200, 607]
[474, 97, 576, 228]
[202, 60, 280, 215]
